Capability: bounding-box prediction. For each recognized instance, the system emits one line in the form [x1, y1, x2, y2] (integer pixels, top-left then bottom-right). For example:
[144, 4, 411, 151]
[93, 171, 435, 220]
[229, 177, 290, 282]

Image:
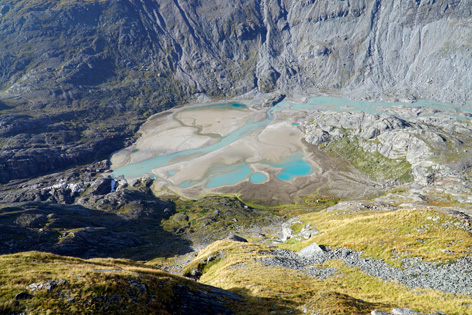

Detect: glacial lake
[112, 96, 470, 190]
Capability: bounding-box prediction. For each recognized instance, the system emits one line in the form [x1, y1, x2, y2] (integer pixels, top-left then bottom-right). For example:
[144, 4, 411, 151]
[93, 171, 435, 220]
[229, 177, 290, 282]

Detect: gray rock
[259, 246, 472, 295]
[26, 279, 67, 292]
[262, 93, 286, 107]
[306, 129, 330, 145]
[91, 178, 114, 196]
[304, 109, 472, 187]
[1, 0, 472, 185]
[392, 308, 420, 315]
[298, 242, 326, 258]
[299, 224, 318, 240]
[279, 225, 293, 242]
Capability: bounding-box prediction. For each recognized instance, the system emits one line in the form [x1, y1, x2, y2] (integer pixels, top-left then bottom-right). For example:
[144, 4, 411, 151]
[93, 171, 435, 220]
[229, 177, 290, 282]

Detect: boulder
[392, 308, 420, 315]
[91, 178, 113, 195]
[279, 225, 293, 242]
[298, 242, 326, 258]
[26, 279, 67, 292]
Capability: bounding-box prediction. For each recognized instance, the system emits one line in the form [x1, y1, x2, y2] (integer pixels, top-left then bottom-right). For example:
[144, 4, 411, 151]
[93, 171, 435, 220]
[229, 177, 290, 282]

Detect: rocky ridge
[0, 160, 281, 260]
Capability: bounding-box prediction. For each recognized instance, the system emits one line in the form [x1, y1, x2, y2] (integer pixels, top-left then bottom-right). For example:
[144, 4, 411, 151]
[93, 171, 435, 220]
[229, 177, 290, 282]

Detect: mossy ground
[160, 195, 282, 242]
[158, 194, 340, 249]
[321, 137, 413, 183]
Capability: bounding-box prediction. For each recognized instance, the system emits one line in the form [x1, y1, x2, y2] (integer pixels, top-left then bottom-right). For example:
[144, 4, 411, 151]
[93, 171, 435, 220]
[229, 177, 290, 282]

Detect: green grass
[321, 137, 413, 183]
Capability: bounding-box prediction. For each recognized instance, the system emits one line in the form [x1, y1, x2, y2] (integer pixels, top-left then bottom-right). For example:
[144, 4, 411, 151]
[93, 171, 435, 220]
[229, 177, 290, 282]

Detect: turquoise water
[178, 152, 312, 188]
[189, 153, 311, 188]
[181, 102, 247, 112]
[250, 173, 267, 183]
[272, 155, 312, 181]
[279, 96, 472, 119]
[170, 154, 309, 188]
[113, 101, 312, 187]
[206, 166, 253, 188]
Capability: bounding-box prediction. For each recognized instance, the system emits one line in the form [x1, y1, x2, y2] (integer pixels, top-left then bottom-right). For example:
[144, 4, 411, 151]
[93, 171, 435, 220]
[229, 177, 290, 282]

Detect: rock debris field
[259, 244, 472, 295]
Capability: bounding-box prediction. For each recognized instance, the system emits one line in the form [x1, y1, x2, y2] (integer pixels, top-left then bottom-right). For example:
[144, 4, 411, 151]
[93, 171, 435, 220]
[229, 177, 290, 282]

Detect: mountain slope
[0, 251, 246, 315]
[1, 0, 471, 182]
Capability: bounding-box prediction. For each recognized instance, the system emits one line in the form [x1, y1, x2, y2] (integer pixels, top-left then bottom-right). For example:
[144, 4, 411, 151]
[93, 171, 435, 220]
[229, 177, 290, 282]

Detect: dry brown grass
[0, 251, 222, 314]
[184, 238, 472, 314]
[279, 208, 472, 265]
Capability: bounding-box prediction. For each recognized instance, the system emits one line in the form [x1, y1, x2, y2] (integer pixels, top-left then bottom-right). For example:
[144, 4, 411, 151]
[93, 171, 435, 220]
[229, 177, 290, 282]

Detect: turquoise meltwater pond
[182, 153, 311, 188]
[250, 173, 267, 183]
[273, 156, 312, 181]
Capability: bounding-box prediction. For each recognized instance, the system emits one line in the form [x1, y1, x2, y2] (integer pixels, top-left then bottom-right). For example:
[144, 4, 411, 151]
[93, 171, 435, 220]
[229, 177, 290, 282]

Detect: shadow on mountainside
[0, 201, 193, 260]
[227, 287, 303, 314]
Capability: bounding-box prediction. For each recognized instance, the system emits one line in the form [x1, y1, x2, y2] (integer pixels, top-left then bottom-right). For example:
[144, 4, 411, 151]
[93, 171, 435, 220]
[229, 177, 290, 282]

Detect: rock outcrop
[0, 160, 191, 259]
[304, 110, 472, 187]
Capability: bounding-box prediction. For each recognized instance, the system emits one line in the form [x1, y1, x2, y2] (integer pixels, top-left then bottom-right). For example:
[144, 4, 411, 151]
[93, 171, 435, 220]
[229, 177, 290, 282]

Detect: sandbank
[111, 100, 385, 203]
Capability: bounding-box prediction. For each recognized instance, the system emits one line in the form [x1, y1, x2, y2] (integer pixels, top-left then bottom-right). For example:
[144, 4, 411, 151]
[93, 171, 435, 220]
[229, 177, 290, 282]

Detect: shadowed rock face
[1, 0, 471, 182]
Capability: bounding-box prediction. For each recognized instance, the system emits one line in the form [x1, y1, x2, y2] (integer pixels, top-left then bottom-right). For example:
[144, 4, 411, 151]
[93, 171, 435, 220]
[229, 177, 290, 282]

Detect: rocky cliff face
[1, 0, 471, 181]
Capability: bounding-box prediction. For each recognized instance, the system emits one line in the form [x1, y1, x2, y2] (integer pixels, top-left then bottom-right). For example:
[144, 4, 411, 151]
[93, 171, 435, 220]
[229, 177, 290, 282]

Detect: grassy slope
[183, 240, 471, 315]
[0, 251, 242, 315]
[278, 208, 472, 265]
[182, 206, 472, 314]
[1, 194, 471, 314]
